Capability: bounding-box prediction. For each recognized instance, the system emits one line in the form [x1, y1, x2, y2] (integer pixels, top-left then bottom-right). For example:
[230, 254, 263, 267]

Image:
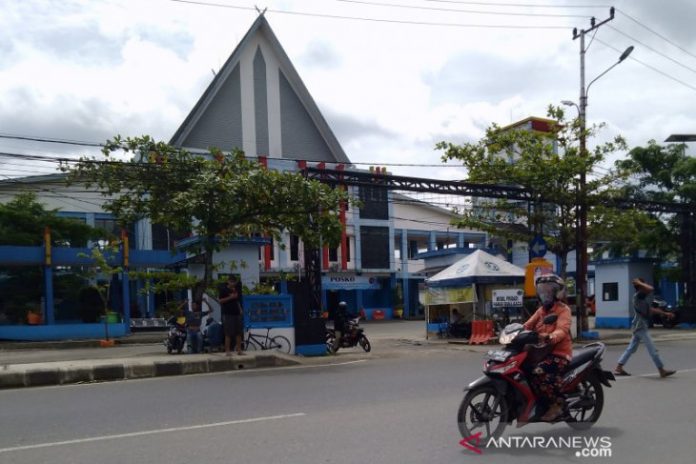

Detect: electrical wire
[336, 0, 590, 18]
[596, 37, 696, 93]
[615, 8, 696, 63]
[608, 25, 696, 76]
[169, 0, 571, 29]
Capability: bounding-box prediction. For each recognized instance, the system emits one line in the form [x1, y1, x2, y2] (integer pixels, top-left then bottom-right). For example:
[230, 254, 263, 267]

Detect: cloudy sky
[1, 0, 695, 181]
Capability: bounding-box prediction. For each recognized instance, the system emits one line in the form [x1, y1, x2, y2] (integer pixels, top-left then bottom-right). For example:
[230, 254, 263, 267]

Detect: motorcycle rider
[523, 273, 573, 422]
[332, 301, 349, 353]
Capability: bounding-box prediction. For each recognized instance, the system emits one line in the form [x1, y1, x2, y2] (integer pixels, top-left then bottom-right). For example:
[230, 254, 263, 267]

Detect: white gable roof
[426, 249, 525, 287]
[170, 14, 349, 164]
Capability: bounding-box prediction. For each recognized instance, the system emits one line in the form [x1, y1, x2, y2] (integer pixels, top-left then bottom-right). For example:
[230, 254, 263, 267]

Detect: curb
[0, 353, 300, 390]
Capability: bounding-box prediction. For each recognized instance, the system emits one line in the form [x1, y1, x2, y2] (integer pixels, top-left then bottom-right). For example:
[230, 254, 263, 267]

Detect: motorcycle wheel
[326, 332, 337, 354]
[359, 335, 371, 352]
[457, 386, 508, 441]
[167, 345, 173, 354]
[662, 316, 676, 329]
[566, 375, 604, 430]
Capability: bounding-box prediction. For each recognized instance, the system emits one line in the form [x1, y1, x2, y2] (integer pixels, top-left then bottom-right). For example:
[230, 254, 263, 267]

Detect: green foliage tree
[436, 105, 643, 276]
[0, 193, 99, 323]
[0, 192, 98, 246]
[612, 140, 696, 280]
[64, 135, 353, 304]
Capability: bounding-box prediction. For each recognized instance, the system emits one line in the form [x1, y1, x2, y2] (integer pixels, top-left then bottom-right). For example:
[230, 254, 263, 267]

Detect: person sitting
[449, 308, 470, 338]
[185, 299, 211, 354]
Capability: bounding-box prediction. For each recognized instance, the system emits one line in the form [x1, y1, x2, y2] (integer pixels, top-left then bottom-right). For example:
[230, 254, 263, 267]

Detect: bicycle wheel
[269, 335, 292, 354]
[243, 337, 259, 351]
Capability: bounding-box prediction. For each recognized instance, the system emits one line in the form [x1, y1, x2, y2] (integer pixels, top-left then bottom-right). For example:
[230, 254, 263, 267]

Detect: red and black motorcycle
[326, 317, 371, 353]
[457, 314, 615, 440]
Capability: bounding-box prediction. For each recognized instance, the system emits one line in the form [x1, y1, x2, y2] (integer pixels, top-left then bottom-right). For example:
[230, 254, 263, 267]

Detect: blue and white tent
[426, 249, 525, 288]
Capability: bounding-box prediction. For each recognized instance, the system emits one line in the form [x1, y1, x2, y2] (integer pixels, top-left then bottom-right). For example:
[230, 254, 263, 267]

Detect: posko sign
[491, 289, 524, 307]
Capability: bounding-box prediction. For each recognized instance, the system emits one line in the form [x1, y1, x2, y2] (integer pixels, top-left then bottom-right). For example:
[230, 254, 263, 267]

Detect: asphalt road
[1, 339, 695, 464]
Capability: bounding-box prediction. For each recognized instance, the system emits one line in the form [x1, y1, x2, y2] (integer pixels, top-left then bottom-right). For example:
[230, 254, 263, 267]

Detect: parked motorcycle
[457, 314, 615, 441]
[164, 316, 187, 354]
[326, 317, 371, 353]
[650, 297, 679, 328]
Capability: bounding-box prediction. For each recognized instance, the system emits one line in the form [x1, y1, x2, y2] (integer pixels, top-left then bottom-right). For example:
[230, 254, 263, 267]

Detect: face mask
[536, 283, 556, 307]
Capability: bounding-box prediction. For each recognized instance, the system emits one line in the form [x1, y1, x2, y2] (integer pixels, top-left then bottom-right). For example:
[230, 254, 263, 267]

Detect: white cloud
[1, 0, 695, 181]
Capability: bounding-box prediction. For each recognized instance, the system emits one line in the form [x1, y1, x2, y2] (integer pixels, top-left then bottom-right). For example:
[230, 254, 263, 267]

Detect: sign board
[492, 289, 524, 307]
[529, 235, 548, 258]
[244, 295, 293, 328]
[322, 274, 381, 290]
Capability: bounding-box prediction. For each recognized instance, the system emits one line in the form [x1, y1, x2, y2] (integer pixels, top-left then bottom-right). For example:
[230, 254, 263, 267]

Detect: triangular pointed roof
[426, 249, 525, 287]
[170, 14, 350, 164]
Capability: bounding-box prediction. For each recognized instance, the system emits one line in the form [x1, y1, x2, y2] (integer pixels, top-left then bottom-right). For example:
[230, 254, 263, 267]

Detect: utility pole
[572, 7, 616, 339]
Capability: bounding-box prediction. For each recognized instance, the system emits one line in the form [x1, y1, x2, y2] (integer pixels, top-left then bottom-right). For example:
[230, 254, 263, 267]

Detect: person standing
[614, 278, 676, 378]
[219, 275, 243, 356]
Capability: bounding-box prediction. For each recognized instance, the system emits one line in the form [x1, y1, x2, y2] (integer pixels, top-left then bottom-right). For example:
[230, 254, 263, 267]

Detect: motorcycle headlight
[498, 323, 524, 345]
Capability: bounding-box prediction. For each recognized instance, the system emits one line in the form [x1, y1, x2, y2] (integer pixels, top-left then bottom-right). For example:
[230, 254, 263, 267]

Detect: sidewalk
[2, 320, 695, 389]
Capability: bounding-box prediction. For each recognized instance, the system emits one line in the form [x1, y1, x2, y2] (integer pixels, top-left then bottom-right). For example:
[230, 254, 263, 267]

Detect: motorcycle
[457, 314, 615, 441]
[326, 317, 371, 353]
[164, 316, 187, 354]
[650, 297, 679, 329]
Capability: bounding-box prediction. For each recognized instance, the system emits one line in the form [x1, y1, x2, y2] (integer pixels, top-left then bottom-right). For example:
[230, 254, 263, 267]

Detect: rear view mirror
[542, 314, 558, 325]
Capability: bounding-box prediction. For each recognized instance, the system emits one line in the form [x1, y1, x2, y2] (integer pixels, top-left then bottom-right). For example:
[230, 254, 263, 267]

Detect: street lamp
[567, 38, 633, 339]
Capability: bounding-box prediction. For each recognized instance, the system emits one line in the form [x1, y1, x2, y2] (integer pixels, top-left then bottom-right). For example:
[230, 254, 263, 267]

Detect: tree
[0, 193, 100, 324]
[0, 192, 98, 246]
[436, 105, 638, 277]
[64, 135, 352, 305]
[613, 140, 696, 283]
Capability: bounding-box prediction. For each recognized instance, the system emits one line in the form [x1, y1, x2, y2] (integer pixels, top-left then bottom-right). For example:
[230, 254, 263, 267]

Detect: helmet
[535, 273, 565, 306]
[338, 301, 348, 309]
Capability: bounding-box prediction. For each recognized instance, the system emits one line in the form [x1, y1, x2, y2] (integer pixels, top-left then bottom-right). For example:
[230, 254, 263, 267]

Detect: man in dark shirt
[219, 276, 243, 356]
[615, 278, 676, 378]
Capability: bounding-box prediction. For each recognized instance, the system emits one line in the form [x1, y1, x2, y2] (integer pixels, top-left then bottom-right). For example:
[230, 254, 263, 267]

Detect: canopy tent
[426, 249, 525, 288]
[424, 250, 525, 338]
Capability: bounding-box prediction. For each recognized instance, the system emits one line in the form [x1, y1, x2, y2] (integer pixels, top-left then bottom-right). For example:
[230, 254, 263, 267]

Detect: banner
[426, 286, 476, 305]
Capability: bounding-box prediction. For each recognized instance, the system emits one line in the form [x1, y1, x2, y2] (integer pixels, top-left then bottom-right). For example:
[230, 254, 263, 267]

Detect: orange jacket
[523, 302, 573, 360]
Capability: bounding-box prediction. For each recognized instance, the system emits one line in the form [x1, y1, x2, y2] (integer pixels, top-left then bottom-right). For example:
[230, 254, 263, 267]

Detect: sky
[1, 0, 696, 182]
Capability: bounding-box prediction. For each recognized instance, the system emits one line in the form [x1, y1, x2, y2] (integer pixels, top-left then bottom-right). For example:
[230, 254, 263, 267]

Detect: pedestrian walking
[614, 278, 676, 378]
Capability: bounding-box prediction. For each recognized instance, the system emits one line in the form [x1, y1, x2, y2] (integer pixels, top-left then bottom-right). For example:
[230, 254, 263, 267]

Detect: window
[359, 186, 388, 220]
[360, 226, 389, 269]
[602, 282, 618, 301]
[329, 246, 338, 262]
[290, 234, 299, 261]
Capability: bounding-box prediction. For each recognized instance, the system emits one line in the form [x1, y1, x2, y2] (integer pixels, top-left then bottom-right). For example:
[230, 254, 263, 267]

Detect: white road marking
[0, 413, 307, 454]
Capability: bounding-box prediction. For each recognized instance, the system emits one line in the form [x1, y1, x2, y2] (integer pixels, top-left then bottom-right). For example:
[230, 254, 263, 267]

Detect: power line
[336, 0, 589, 18]
[425, 0, 610, 8]
[615, 8, 696, 63]
[0, 133, 104, 148]
[170, 0, 571, 29]
[596, 38, 696, 93]
[608, 25, 696, 77]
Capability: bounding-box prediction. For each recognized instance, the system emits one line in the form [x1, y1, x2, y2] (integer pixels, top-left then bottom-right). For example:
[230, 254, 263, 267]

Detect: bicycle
[242, 327, 292, 354]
